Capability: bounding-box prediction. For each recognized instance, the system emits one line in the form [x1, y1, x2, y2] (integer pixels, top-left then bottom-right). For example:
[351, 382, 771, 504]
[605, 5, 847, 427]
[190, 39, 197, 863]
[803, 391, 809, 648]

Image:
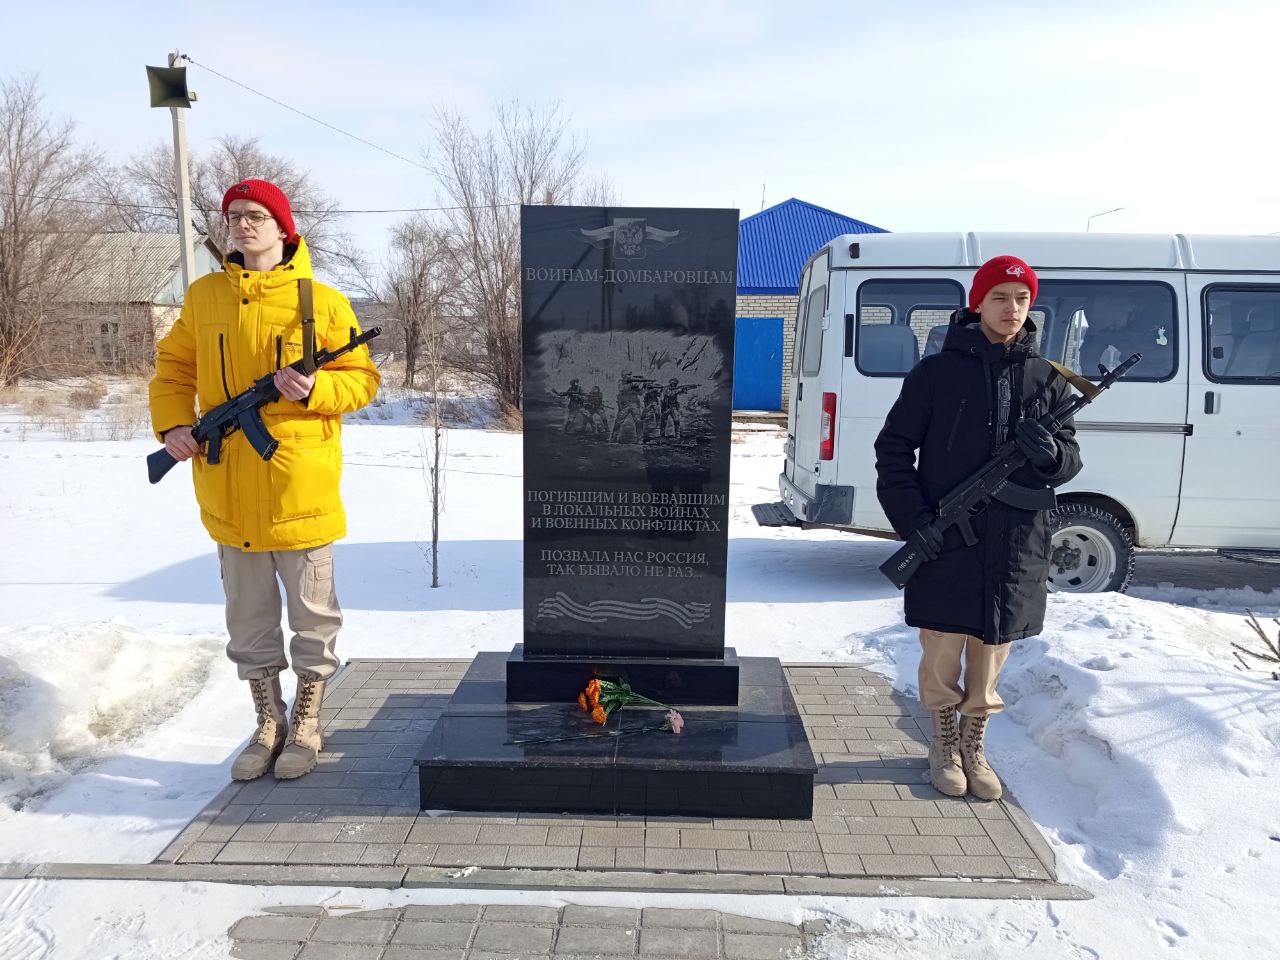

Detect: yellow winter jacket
[149, 236, 380, 551]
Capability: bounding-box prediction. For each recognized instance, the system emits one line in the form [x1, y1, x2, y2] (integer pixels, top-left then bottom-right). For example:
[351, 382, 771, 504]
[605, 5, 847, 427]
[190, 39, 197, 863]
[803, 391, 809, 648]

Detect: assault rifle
[147, 326, 381, 485]
[878, 352, 1141, 589]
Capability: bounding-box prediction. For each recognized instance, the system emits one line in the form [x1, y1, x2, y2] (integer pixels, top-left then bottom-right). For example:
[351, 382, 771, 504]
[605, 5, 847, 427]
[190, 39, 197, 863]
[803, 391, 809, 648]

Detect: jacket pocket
[192, 443, 235, 524]
[267, 435, 342, 524]
[945, 400, 967, 452]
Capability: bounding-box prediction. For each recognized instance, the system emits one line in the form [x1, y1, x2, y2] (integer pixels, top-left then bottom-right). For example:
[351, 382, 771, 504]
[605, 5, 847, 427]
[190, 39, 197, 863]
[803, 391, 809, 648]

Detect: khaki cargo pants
[918, 628, 1011, 717]
[217, 543, 342, 681]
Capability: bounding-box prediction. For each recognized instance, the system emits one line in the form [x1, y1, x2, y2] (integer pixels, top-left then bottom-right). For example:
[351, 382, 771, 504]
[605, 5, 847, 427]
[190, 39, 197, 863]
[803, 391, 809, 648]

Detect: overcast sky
[7, 0, 1278, 278]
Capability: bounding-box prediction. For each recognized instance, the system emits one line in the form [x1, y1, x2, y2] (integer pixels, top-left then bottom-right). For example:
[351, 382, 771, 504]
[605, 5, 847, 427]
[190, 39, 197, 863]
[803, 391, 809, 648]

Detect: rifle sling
[1045, 358, 1099, 400]
[299, 278, 317, 375]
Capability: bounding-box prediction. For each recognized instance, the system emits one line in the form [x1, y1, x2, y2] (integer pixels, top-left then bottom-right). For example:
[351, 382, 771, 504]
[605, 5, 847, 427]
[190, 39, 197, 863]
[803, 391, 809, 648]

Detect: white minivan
[753, 232, 1280, 593]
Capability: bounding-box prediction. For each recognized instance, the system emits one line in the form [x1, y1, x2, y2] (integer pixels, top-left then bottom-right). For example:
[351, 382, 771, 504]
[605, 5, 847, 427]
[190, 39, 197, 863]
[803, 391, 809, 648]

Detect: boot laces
[964, 716, 990, 763]
[249, 677, 273, 723]
[292, 677, 319, 731]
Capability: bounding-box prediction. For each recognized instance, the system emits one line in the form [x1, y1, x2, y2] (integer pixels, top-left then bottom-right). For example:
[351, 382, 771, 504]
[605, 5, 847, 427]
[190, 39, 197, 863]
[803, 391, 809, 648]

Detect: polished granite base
[416, 652, 816, 819]
[506, 644, 740, 705]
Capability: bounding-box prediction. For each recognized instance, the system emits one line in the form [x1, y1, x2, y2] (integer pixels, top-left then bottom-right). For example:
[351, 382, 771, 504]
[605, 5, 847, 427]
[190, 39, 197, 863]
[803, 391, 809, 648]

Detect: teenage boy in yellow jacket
[149, 179, 379, 781]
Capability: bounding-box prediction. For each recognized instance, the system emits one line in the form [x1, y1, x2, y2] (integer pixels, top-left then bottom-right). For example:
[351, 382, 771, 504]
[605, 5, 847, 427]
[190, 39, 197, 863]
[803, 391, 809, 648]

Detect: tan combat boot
[231, 674, 287, 781]
[927, 707, 967, 797]
[274, 674, 326, 780]
[959, 714, 1003, 800]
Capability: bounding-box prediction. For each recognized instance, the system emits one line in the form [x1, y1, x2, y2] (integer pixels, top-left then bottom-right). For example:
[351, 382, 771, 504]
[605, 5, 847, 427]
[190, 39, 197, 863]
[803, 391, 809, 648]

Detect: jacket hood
[942, 307, 1039, 362]
[224, 235, 315, 288]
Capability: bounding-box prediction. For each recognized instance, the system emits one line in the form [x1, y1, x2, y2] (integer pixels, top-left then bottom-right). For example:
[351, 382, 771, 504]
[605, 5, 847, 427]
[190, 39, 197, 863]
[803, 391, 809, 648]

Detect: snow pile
[0, 623, 221, 817]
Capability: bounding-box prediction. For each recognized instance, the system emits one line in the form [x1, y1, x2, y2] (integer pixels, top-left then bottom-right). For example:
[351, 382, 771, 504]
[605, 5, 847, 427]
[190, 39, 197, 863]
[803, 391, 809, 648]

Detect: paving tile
[887, 835, 964, 857]
[310, 917, 397, 944]
[270, 823, 343, 843]
[723, 932, 804, 959]
[482, 905, 560, 924]
[334, 822, 413, 845]
[546, 826, 583, 846]
[859, 854, 941, 877]
[561, 905, 640, 927]
[643, 847, 717, 871]
[177, 842, 224, 864]
[640, 908, 719, 929]
[716, 849, 790, 874]
[912, 817, 988, 837]
[406, 823, 480, 845]
[381, 947, 464, 960]
[933, 855, 1015, 878]
[581, 827, 645, 847]
[394, 844, 438, 866]
[870, 799, 943, 818]
[681, 829, 748, 850]
[476, 825, 548, 845]
[639, 926, 718, 957]
[215, 842, 298, 864]
[229, 914, 319, 941]
[748, 831, 819, 853]
[840, 816, 917, 836]
[286, 842, 365, 865]
[822, 854, 865, 876]
[818, 834, 892, 855]
[470, 923, 554, 954]
[503, 845, 579, 868]
[577, 847, 615, 869]
[230, 941, 302, 960]
[957, 836, 1000, 857]
[787, 851, 828, 875]
[643, 827, 680, 848]
[297, 943, 386, 960]
[390, 920, 473, 948]
[402, 905, 482, 923]
[555, 925, 637, 955]
[982, 820, 1035, 858]
[1008, 857, 1053, 880]
[430, 844, 509, 867]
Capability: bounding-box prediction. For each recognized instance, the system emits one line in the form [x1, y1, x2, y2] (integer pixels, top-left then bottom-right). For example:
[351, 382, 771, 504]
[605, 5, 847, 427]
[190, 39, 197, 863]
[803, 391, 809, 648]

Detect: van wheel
[1047, 502, 1135, 594]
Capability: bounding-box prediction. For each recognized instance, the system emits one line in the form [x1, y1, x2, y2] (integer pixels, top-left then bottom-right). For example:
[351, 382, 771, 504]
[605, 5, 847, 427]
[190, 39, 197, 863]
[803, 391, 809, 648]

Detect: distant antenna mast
[760, 173, 767, 212]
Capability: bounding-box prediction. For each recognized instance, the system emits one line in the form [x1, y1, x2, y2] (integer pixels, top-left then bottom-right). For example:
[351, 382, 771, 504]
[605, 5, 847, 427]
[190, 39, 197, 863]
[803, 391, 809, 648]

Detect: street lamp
[145, 52, 197, 290]
[1086, 207, 1125, 232]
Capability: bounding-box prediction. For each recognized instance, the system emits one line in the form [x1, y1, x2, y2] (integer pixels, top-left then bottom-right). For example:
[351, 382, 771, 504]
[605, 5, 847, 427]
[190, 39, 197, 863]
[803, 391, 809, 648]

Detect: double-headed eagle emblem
[579, 218, 683, 260]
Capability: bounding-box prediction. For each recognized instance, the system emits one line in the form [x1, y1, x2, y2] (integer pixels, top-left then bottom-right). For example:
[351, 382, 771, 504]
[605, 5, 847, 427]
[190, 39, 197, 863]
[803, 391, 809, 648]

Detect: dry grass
[67, 383, 107, 410]
[493, 403, 523, 432]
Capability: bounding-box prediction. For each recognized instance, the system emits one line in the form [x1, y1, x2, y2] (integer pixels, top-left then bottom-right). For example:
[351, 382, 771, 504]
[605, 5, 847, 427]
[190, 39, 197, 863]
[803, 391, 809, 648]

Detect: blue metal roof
[738, 198, 887, 294]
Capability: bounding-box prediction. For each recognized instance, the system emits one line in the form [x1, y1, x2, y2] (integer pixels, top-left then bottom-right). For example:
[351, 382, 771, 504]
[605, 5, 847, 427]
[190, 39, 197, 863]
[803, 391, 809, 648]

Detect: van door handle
[797, 382, 803, 401]
[1203, 390, 1217, 415]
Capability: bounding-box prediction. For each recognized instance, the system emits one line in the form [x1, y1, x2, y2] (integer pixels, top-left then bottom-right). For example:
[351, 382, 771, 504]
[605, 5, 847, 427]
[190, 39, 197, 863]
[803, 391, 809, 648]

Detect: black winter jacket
[874, 311, 1083, 643]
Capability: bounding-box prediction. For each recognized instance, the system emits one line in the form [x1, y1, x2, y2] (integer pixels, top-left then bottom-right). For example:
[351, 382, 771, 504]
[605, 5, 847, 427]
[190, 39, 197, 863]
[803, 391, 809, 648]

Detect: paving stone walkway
[228, 904, 830, 960]
[141, 658, 1068, 897]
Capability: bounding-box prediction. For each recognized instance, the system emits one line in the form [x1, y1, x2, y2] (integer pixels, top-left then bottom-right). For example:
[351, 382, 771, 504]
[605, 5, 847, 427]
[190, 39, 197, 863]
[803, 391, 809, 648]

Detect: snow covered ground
[0, 393, 1276, 958]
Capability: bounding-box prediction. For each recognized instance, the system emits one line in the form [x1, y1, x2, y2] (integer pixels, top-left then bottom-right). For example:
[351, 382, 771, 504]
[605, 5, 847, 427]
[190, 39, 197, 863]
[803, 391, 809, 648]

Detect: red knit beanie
[221, 178, 297, 241]
[969, 255, 1038, 309]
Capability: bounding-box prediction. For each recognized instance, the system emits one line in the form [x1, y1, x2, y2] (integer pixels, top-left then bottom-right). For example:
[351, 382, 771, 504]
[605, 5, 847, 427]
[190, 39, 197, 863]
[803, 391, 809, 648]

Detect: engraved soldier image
[610, 371, 646, 443]
[640, 377, 664, 442]
[661, 377, 697, 439]
[583, 384, 610, 436]
[550, 378, 586, 433]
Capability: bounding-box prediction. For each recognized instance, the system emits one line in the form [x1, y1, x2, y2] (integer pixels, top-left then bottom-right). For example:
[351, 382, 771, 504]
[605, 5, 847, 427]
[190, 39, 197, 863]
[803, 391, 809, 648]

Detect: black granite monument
[416, 206, 815, 818]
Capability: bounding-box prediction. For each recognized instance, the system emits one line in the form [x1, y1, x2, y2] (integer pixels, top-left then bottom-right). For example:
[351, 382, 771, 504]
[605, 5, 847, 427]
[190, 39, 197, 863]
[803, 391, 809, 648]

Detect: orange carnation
[577, 692, 588, 712]
[591, 705, 607, 725]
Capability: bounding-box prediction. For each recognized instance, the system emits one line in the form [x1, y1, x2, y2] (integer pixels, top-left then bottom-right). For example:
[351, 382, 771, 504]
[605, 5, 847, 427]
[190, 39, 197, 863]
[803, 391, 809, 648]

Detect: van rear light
[819, 392, 837, 460]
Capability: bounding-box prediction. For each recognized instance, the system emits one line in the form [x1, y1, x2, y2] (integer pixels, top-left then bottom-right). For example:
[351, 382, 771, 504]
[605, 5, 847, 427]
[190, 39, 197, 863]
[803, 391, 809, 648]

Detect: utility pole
[168, 51, 197, 291]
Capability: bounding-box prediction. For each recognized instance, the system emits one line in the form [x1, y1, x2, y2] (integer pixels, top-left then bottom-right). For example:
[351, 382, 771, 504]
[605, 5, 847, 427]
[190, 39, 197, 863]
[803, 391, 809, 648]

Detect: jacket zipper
[218, 333, 232, 401]
[276, 335, 283, 371]
[945, 399, 966, 452]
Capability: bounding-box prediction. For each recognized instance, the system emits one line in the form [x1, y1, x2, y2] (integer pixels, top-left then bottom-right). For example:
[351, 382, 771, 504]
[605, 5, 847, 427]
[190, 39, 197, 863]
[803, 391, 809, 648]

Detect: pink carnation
[665, 710, 684, 734]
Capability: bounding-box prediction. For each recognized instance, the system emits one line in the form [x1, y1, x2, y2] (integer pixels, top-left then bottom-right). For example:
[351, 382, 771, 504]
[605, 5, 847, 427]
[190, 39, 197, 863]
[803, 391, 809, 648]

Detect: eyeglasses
[225, 211, 274, 227]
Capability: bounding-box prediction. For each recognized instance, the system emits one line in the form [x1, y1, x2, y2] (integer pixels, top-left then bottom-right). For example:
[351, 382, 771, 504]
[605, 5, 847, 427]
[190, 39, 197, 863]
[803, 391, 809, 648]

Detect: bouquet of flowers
[504, 677, 683, 746]
[579, 677, 684, 733]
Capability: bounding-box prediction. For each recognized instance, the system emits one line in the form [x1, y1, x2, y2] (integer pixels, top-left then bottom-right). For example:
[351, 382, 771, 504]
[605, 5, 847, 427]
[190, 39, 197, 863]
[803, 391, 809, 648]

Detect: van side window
[789, 265, 812, 377]
[1035, 281, 1177, 382]
[797, 252, 830, 377]
[1204, 286, 1280, 383]
[854, 280, 964, 376]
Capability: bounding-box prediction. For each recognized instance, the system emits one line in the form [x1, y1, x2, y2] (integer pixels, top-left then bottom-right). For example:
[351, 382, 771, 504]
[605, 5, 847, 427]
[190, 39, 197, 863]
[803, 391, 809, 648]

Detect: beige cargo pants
[217, 543, 342, 681]
[918, 628, 1011, 717]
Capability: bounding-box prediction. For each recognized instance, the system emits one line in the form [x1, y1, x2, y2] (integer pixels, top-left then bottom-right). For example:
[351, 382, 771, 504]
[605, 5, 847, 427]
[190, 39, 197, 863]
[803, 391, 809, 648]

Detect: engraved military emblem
[578, 218, 684, 260]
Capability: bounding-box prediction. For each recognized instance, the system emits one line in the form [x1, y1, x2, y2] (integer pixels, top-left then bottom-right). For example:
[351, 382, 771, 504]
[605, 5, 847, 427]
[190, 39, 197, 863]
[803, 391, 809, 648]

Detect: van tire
[1047, 502, 1135, 594]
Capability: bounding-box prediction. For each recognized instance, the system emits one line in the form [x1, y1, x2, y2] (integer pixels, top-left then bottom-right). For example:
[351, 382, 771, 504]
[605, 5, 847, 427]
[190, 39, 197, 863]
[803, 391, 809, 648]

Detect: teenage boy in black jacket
[874, 255, 1082, 800]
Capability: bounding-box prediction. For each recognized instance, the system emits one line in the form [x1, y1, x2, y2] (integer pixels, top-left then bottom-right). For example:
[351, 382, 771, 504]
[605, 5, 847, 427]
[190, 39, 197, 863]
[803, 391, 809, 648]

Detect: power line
[178, 54, 433, 174]
[14, 192, 525, 215]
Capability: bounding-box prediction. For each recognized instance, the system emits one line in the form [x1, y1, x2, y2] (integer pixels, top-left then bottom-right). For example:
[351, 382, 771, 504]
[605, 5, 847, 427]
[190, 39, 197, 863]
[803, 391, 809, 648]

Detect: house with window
[734, 199, 887, 411]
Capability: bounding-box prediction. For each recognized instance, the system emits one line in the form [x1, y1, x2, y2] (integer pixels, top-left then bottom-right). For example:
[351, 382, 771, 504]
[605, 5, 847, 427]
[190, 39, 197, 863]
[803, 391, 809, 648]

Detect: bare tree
[386, 214, 457, 586]
[0, 75, 108, 385]
[121, 134, 359, 274]
[428, 101, 610, 413]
